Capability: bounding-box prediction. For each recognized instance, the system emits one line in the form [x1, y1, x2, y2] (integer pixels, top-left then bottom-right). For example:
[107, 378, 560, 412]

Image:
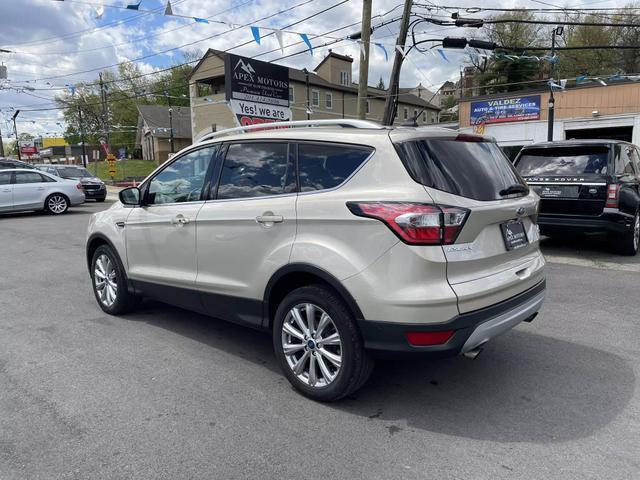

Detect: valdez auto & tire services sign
[225, 54, 291, 126]
[470, 95, 541, 125]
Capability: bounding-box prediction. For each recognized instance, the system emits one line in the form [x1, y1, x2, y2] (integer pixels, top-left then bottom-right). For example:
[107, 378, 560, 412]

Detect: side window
[297, 143, 374, 192]
[631, 147, 640, 174]
[147, 147, 215, 205]
[217, 143, 294, 200]
[14, 172, 47, 184]
[0, 172, 11, 185]
[619, 146, 636, 175]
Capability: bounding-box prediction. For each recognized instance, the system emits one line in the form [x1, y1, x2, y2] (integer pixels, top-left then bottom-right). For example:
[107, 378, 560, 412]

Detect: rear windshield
[394, 138, 526, 201]
[57, 167, 92, 178]
[516, 146, 610, 176]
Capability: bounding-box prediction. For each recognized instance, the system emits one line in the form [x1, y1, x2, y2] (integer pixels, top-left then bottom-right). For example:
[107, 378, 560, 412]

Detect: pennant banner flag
[375, 43, 388, 61]
[275, 30, 284, 53]
[251, 26, 261, 45]
[193, 17, 209, 23]
[95, 5, 104, 19]
[126, 2, 141, 10]
[164, 0, 173, 16]
[437, 49, 449, 62]
[299, 33, 313, 55]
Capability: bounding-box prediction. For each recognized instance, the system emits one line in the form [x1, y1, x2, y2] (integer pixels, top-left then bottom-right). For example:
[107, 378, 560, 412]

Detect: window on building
[403, 107, 408, 120]
[325, 92, 333, 110]
[311, 90, 320, 108]
[340, 71, 349, 86]
[298, 143, 373, 192]
[289, 86, 295, 103]
[423, 112, 427, 122]
[431, 112, 437, 123]
[366, 100, 371, 114]
[217, 143, 295, 199]
[414, 109, 418, 119]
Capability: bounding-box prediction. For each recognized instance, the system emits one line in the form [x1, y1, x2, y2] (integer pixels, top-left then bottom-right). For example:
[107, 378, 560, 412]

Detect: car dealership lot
[1, 202, 639, 480]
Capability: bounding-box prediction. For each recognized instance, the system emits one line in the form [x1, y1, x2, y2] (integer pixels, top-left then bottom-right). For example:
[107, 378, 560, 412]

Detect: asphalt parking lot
[1, 201, 639, 480]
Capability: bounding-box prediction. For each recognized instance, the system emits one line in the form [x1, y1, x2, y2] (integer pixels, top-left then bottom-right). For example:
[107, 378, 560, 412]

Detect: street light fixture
[12, 109, 20, 161]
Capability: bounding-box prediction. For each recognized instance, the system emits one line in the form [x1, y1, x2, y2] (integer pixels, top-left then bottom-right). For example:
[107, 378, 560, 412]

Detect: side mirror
[119, 187, 141, 206]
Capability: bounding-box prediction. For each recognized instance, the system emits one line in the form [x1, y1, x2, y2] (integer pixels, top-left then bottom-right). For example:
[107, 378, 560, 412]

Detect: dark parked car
[0, 158, 37, 170]
[514, 140, 640, 255]
[36, 164, 106, 202]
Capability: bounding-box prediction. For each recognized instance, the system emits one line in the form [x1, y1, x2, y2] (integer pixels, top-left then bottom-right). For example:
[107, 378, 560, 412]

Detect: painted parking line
[544, 254, 640, 273]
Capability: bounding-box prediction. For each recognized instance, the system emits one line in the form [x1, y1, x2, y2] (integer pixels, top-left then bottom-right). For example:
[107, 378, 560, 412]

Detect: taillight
[346, 202, 469, 245]
[605, 184, 619, 208]
[76, 183, 83, 190]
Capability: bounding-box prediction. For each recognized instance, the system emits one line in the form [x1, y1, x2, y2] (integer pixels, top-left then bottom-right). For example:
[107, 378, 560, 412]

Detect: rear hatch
[393, 134, 544, 313]
[514, 145, 611, 216]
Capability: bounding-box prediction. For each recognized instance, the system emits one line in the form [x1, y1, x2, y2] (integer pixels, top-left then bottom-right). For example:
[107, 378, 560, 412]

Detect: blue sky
[0, 0, 625, 138]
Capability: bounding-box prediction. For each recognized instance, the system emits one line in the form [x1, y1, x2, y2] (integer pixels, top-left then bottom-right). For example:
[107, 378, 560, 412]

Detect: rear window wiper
[499, 184, 529, 196]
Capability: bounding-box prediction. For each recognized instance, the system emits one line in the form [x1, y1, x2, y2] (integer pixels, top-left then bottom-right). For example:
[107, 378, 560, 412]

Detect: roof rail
[197, 119, 386, 143]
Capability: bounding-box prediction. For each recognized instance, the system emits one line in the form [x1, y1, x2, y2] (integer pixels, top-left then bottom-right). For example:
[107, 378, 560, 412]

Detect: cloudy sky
[0, 0, 624, 138]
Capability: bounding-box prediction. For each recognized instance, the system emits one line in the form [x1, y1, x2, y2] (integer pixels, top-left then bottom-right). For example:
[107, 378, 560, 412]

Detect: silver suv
[86, 120, 545, 401]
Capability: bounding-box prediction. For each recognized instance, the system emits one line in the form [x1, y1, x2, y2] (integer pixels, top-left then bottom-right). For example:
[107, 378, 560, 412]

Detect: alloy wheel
[634, 213, 640, 250]
[48, 195, 67, 214]
[281, 303, 342, 388]
[94, 254, 118, 307]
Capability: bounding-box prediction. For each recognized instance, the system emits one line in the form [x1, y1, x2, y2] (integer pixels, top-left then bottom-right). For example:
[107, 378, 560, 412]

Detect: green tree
[376, 76, 385, 89]
[557, 14, 616, 77]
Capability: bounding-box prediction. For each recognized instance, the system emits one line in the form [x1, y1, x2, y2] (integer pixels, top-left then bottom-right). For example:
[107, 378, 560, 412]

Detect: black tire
[44, 193, 69, 214]
[90, 244, 141, 315]
[96, 198, 106, 203]
[272, 284, 374, 402]
[614, 210, 640, 256]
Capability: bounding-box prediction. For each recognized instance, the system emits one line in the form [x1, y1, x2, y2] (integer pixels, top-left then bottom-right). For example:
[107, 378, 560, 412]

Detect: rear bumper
[357, 280, 545, 358]
[83, 187, 106, 200]
[539, 210, 634, 235]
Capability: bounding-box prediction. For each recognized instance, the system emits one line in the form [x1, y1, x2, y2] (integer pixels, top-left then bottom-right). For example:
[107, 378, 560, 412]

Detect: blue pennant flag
[299, 33, 313, 55]
[375, 43, 388, 61]
[251, 26, 261, 45]
[437, 49, 449, 62]
[126, 2, 141, 10]
[576, 75, 588, 83]
[193, 17, 209, 24]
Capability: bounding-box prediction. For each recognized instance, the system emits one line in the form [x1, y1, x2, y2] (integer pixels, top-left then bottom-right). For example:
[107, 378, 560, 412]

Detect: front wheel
[273, 284, 374, 402]
[90, 245, 140, 314]
[45, 194, 68, 214]
[614, 211, 640, 256]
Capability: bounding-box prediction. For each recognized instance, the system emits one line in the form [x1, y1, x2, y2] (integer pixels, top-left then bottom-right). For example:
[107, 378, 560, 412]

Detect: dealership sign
[225, 54, 291, 126]
[470, 95, 541, 125]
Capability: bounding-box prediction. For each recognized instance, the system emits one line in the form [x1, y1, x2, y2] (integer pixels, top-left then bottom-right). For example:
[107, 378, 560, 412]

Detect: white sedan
[0, 168, 86, 214]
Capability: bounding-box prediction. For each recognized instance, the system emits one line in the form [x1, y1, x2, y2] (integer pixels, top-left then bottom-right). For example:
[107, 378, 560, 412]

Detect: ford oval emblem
[516, 207, 526, 216]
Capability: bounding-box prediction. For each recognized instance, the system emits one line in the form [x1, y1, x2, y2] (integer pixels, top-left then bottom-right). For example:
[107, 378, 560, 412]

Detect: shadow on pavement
[121, 301, 635, 444]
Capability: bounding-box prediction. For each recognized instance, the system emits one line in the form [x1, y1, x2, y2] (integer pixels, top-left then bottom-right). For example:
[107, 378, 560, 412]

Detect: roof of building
[189, 49, 440, 111]
[137, 104, 192, 139]
[313, 51, 354, 72]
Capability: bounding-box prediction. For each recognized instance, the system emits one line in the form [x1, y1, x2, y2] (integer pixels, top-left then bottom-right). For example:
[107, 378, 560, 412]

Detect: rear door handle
[170, 215, 190, 225]
[256, 215, 284, 224]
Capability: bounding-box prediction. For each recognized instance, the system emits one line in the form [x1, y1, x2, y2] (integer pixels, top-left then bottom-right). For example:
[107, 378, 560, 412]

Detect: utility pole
[98, 72, 109, 175]
[382, 0, 413, 126]
[303, 68, 311, 120]
[12, 110, 20, 161]
[165, 90, 175, 154]
[357, 0, 372, 120]
[547, 27, 562, 142]
[0, 121, 5, 157]
[78, 105, 88, 168]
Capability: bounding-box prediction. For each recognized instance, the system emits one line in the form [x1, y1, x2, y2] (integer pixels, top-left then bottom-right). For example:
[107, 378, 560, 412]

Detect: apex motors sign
[470, 95, 541, 125]
[224, 53, 291, 126]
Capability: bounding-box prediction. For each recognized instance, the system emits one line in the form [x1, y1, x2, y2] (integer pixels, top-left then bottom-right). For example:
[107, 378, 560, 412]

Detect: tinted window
[617, 146, 636, 175]
[395, 139, 525, 201]
[15, 172, 47, 184]
[56, 167, 92, 178]
[217, 143, 294, 199]
[0, 172, 11, 185]
[147, 147, 215, 204]
[298, 144, 373, 192]
[516, 146, 610, 176]
[0, 161, 14, 170]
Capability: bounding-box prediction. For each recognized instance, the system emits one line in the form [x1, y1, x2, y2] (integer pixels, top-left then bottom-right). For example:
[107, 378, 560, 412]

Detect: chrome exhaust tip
[462, 346, 483, 360]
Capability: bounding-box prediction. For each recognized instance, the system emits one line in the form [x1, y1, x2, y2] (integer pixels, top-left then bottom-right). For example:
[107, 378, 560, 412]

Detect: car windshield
[516, 146, 610, 176]
[56, 167, 93, 178]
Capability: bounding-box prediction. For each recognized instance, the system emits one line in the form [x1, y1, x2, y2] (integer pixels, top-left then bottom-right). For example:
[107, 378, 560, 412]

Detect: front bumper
[539, 210, 634, 235]
[357, 280, 545, 358]
[83, 186, 107, 199]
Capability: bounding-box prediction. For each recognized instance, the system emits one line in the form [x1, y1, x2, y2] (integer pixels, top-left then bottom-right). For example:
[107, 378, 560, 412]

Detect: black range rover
[514, 139, 640, 255]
